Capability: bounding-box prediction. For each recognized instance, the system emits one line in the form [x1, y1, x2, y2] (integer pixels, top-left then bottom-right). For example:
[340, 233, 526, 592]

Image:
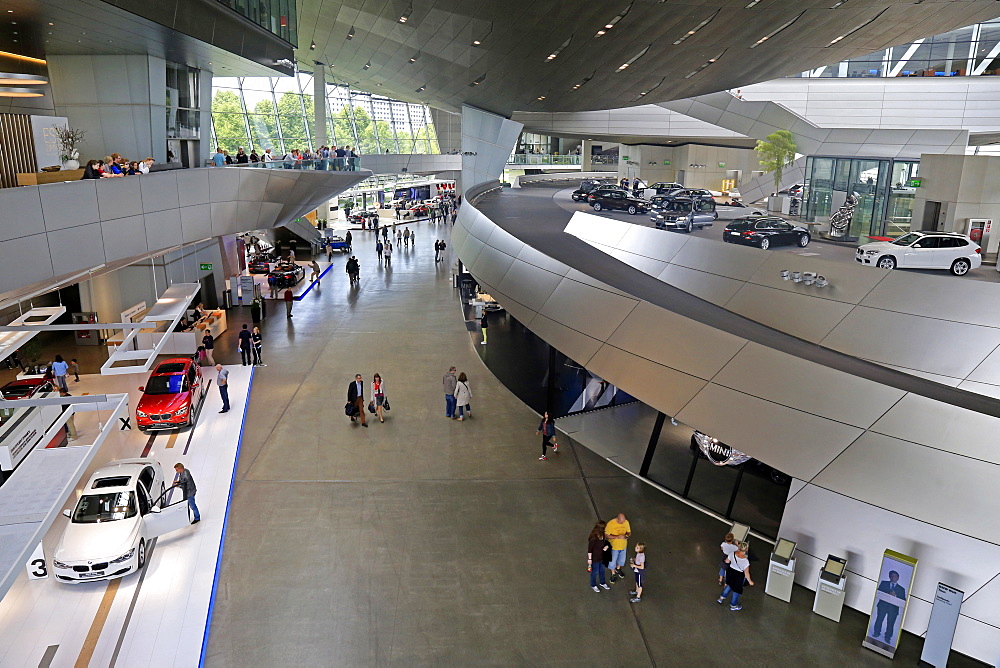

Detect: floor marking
[74, 578, 121, 668]
[296, 264, 334, 299]
[109, 538, 157, 668]
[165, 432, 179, 449]
[183, 380, 212, 456]
[140, 432, 157, 458]
[38, 645, 58, 668]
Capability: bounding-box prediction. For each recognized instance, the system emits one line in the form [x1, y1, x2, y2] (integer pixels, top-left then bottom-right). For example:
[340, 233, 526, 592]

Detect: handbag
[344, 402, 355, 416]
[368, 400, 376, 414]
[382, 398, 390, 411]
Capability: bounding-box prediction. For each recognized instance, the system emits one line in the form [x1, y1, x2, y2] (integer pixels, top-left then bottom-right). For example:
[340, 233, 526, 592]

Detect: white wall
[912, 154, 1000, 254]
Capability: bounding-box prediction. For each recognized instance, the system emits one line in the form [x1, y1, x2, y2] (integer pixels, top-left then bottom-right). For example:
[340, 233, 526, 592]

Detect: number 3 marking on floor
[27, 543, 47, 580]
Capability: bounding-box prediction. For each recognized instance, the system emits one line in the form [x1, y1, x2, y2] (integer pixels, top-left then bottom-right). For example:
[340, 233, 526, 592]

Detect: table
[16, 170, 85, 186]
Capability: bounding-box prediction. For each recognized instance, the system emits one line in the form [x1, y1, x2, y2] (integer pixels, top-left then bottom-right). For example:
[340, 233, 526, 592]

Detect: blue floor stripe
[294, 264, 335, 300]
[198, 365, 255, 668]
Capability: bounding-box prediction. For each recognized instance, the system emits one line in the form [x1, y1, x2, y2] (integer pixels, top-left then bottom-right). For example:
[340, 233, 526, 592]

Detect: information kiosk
[765, 538, 797, 603]
[813, 554, 848, 622]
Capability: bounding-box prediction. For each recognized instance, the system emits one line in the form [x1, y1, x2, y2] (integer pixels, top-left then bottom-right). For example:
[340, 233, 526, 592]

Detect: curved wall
[453, 184, 1000, 662]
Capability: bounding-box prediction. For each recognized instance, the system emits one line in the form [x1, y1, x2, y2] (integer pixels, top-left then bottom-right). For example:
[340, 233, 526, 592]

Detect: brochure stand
[765, 538, 797, 603]
[813, 556, 848, 622]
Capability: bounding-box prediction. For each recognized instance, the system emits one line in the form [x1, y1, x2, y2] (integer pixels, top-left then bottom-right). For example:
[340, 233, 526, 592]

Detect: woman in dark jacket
[81, 160, 102, 179]
[587, 521, 610, 592]
[235, 147, 249, 164]
[535, 411, 557, 460]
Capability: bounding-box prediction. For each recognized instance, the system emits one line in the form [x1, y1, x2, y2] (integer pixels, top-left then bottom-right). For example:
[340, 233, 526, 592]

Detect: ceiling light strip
[635, 77, 666, 100]
[0, 50, 46, 65]
[683, 50, 726, 79]
[616, 45, 650, 72]
[750, 12, 804, 48]
[673, 10, 721, 45]
[826, 8, 888, 47]
[595, 2, 633, 37]
[545, 36, 573, 62]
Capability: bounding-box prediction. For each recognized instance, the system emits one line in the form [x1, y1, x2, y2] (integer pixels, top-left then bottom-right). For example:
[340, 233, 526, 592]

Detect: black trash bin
[251, 302, 261, 323]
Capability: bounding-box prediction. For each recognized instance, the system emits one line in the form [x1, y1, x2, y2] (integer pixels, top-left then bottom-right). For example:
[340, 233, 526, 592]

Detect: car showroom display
[723, 216, 811, 249]
[267, 261, 306, 288]
[135, 358, 205, 431]
[53, 459, 191, 582]
[855, 231, 981, 276]
[248, 252, 276, 274]
[652, 196, 717, 232]
[0, 378, 54, 400]
[588, 188, 649, 214]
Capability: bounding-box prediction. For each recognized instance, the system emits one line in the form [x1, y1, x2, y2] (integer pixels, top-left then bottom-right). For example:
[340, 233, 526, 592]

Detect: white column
[313, 67, 327, 149]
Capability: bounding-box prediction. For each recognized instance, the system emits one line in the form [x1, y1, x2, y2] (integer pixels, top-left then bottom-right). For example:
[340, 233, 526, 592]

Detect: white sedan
[53, 459, 191, 582]
[855, 231, 981, 276]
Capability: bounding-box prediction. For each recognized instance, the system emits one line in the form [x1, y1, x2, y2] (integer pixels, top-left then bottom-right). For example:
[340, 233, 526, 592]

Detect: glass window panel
[248, 115, 280, 149]
[272, 76, 300, 95]
[239, 77, 275, 91]
[730, 462, 791, 540]
[213, 77, 241, 88]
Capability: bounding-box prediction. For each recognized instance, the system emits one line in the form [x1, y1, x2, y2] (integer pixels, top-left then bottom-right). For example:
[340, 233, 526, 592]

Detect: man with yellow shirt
[606, 513, 631, 582]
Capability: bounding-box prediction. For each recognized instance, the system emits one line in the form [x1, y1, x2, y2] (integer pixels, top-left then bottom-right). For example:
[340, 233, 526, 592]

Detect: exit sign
[663, 160, 671, 165]
[200, 263, 213, 271]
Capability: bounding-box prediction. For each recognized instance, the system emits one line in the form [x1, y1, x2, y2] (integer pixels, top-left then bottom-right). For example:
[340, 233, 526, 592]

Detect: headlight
[53, 559, 70, 569]
[110, 548, 135, 564]
[136, 410, 147, 417]
[864, 249, 879, 255]
[173, 405, 189, 416]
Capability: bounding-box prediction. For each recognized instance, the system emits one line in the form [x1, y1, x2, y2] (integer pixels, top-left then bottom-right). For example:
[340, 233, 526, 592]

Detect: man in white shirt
[263, 148, 274, 163]
[138, 157, 153, 174]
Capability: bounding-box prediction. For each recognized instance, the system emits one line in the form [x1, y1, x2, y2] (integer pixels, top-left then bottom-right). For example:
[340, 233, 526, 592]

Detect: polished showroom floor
[203, 220, 984, 666]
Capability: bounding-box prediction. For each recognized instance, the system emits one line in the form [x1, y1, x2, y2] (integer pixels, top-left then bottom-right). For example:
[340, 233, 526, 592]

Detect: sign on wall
[863, 550, 918, 658]
[29, 115, 69, 169]
[200, 263, 213, 271]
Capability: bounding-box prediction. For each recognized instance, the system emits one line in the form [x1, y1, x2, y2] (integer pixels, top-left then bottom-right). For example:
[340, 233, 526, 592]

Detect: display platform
[242, 261, 332, 300]
[0, 365, 253, 668]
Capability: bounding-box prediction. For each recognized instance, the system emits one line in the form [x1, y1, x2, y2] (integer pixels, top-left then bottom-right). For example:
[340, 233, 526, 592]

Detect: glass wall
[803, 156, 918, 242]
[796, 20, 1000, 78]
[166, 63, 201, 140]
[210, 74, 439, 156]
[216, 0, 297, 45]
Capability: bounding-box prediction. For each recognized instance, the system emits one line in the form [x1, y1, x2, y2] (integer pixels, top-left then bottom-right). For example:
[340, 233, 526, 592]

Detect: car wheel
[951, 258, 971, 276]
[593, 202, 602, 212]
[759, 238, 770, 250]
[876, 255, 896, 270]
[137, 538, 146, 569]
[627, 205, 637, 215]
[798, 234, 810, 247]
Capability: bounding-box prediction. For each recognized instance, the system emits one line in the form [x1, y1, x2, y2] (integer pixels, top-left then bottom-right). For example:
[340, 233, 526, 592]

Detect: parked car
[723, 216, 811, 249]
[588, 188, 649, 214]
[0, 377, 53, 400]
[855, 231, 981, 276]
[652, 196, 718, 232]
[648, 181, 684, 194]
[571, 180, 616, 201]
[248, 252, 276, 274]
[53, 459, 191, 582]
[135, 359, 205, 432]
[777, 184, 803, 196]
[268, 262, 306, 288]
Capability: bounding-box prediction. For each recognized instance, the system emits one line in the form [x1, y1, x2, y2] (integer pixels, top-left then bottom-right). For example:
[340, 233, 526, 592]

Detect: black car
[588, 188, 649, 214]
[267, 262, 306, 288]
[571, 179, 615, 201]
[723, 216, 810, 250]
[651, 196, 717, 232]
[648, 181, 684, 194]
[248, 252, 277, 274]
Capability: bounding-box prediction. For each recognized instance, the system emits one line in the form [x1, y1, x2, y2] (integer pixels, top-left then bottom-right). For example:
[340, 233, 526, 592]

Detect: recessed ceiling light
[545, 37, 572, 62]
[472, 39, 481, 46]
[310, 42, 316, 50]
[398, 6, 412, 23]
[536, 96, 545, 100]
[48, 22, 53, 26]
[363, 61, 371, 70]
[416, 85, 426, 92]
[595, 5, 631, 37]
[347, 26, 355, 40]
[673, 10, 719, 45]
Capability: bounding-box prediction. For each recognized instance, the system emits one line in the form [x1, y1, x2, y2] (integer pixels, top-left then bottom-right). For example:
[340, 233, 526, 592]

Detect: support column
[313, 66, 327, 150]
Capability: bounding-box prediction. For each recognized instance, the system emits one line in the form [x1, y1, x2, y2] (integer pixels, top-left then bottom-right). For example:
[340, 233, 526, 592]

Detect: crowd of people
[81, 154, 155, 179]
[211, 145, 361, 170]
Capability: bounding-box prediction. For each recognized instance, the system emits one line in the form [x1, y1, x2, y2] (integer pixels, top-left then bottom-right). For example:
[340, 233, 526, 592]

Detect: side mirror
[138, 386, 145, 392]
[62, 509, 71, 518]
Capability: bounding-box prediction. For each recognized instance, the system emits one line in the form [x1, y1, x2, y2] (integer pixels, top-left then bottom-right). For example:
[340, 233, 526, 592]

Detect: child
[69, 358, 80, 382]
[719, 532, 738, 586]
[629, 542, 646, 603]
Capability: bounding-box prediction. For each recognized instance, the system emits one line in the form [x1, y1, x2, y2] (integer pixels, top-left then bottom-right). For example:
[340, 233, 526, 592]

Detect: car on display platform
[572, 179, 617, 201]
[723, 216, 811, 249]
[652, 197, 718, 232]
[135, 359, 205, 432]
[855, 231, 981, 276]
[588, 188, 649, 214]
[1, 377, 54, 400]
[348, 211, 379, 226]
[248, 252, 276, 274]
[53, 459, 192, 582]
[662, 187, 716, 200]
[407, 203, 429, 217]
[648, 181, 685, 194]
[268, 262, 306, 288]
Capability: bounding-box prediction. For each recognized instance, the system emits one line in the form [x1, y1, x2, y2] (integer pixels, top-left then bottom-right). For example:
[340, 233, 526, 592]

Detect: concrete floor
[200, 219, 985, 666]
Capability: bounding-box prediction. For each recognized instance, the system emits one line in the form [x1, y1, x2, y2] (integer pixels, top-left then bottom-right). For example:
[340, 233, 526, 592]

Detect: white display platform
[0, 366, 253, 668]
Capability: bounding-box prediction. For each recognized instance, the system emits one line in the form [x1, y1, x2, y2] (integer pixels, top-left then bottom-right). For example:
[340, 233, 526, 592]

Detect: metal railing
[208, 157, 362, 171]
[590, 154, 619, 165]
[506, 154, 581, 165]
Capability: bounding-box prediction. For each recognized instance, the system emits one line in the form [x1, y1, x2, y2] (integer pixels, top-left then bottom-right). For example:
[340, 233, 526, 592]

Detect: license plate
[728, 231, 739, 235]
[79, 571, 105, 578]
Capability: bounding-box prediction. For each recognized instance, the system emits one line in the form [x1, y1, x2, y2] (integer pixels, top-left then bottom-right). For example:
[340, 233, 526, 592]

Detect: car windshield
[72, 491, 137, 523]
[892, 233, 921, 246]
[664, 201, 694, 213]
[1, 385, 33, 398]
[144, 374, 184, 395]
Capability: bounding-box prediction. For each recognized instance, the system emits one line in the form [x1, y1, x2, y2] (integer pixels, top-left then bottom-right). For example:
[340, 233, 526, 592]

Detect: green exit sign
[622, 155, 629, 161]
[718, 162, 726, 168]
[200, 263, 213, 271]
[909, 178, 922, 187]
[663, 160, 671, 165]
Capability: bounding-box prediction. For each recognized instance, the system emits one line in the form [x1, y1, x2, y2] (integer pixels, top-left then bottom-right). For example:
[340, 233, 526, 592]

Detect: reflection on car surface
[723, 217, 811, 250]
[1, 377, 53, 400]
[135, 358, 204, 431]
[855, 231, 981, 276]
[588, 188, 649, 214]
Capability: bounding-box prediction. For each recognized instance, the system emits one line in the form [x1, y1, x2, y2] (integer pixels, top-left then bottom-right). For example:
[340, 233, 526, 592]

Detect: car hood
[137, 392, 189, 414]
[858, 241, 904, 253]
[55, 517, 140, 562]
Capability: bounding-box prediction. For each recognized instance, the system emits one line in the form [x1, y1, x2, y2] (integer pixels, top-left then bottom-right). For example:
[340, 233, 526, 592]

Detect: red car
[407, 204, 429, 217]
[135, 359, 204, 431]
[0, 377, 53, 400]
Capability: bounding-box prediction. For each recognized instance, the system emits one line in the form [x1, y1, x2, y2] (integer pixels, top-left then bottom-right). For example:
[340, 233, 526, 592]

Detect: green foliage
[754, 130, 797, 192]
[211, 90, 247, 152]
[19, 338, 42, 367]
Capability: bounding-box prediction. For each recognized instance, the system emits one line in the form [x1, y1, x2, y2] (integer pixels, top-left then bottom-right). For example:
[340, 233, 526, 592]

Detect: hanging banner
[919, 583, 964, 667]
[863, 549, 918, 658]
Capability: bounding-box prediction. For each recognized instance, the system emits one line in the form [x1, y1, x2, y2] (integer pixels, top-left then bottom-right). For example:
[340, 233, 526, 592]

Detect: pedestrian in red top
[283, 288, 294, 318]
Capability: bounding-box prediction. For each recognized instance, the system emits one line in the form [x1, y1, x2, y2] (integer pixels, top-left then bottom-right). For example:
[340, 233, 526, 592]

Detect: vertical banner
[863, 549, 918, 658]
[919, 583, 964, 667]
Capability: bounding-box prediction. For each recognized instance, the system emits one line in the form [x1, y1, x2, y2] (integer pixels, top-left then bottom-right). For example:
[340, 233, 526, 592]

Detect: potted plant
[54, 125, 86, 170]
[754, 130, 796, 211]
[17, 338, 44, 375]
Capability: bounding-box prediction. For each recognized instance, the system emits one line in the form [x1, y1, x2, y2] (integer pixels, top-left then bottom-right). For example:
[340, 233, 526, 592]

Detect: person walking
[201, 331, 216, 366]
[51, 354, 69, 393]
[403, 227, 411, 247]
[606, 513, 631, 581]
[371, 372, 387, 423]
[443, 366, 457, 418]
[310, 259, 321, 283]
[376, 239, 383, 264]
[629, 543, 646, 603]
[283, 287, 294, 318]
[345, 229, 353, 251]
[536, 411, 557, 460]
[454, 372, 472, 420]
[268, 274, 278, 299]
[327, 241, 334, 262]
[347, 256, 360, 284]
[251, 326, 264, 366]
[347, 373, 367, 427]
[238, 324, 253, 366]
[717, 542, 753, 611]
[480, 311, 489, 345]
[69, 358, 81, 382]
[382, 225, 389, 241]
[384, 241, 393, 267]
[215, 364, 231, 413]
[588, 521, 611, 592]
[434, 239, 442, 262]
[396, 228, 402, 246]
[718, 532, 739, 586]
[172, 463, 200, 524]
